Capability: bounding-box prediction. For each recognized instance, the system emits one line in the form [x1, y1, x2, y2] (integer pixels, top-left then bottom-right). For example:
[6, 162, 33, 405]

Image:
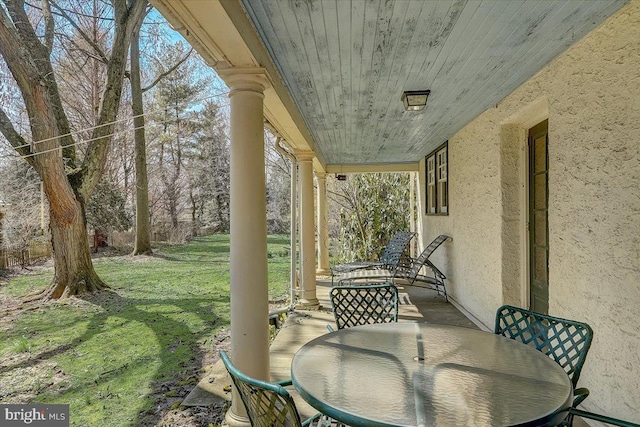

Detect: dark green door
[529, 120, 549, 314]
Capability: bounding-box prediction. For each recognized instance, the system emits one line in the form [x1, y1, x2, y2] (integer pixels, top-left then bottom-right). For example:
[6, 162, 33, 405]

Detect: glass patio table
[290, 322, 572, 427]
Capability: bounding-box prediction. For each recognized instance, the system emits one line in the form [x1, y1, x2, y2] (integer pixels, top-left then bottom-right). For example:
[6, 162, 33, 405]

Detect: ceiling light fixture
[401, 90, 431, 111]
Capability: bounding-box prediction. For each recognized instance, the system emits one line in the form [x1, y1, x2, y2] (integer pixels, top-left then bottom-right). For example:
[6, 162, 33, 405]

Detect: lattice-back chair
[329, 282, 398, 331]
[220, 351, 340, 427]
[494, 305, 594, 425]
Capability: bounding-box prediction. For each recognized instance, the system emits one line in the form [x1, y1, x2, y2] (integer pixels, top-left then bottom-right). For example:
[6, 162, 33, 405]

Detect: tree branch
[142, 47, 192, 92]
[79, 0, 147, 199]
[40, 0, 55, 53]
[49, 0, 109, 64]
[57, 32, 108, 65]
[1, 0, 76, 161]
[0, 106, 35, 167]
[25, 0, 115, 21]
[327, 188, 353, 205]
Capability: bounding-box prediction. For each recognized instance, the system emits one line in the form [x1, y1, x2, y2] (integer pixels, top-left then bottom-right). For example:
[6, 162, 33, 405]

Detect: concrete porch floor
[185, 277, 588, 426]
[184, 277, 476, 415]
[269, 277, 478, 419]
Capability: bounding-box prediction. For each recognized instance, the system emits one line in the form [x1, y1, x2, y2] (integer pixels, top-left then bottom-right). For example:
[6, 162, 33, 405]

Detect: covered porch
[185, 276, 477, 415]
[187, 277, 596, 427]
[150, 0, 639, 425]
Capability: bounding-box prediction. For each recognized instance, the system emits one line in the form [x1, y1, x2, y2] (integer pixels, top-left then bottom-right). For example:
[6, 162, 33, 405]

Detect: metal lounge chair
[494, 305, 594, 426]
[328, 282, 398, 331]
[330, 230, 416, 284]
[334, 234, 450, 301]
[220, 351, 342, 427]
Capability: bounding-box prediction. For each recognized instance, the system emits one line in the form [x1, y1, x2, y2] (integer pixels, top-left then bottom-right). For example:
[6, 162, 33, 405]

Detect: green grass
[0, 234, 291, 427]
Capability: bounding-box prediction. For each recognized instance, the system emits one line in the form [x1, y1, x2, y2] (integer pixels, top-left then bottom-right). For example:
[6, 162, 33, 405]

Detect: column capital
[217, 65, 270, 95]
[294, 150, 315, 162]
[315, 171, 327, 180]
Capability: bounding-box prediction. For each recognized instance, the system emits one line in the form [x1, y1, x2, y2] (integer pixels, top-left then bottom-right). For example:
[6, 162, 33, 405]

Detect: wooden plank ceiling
[240, 0, 625, 167]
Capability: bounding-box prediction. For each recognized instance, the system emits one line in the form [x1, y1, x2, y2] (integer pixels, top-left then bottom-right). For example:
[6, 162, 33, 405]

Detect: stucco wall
[419, 1, 639, 420]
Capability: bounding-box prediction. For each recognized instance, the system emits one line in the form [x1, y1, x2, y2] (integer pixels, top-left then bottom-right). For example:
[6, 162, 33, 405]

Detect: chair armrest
[425, 259, 446, 279]
[276, 379, 293, 387]
[302, 413, 322, 427]
[572, 387, 590, 407]
[569, 408, 640, 427]
[303, 413, 344, 427]
[561, 387, 591, 427]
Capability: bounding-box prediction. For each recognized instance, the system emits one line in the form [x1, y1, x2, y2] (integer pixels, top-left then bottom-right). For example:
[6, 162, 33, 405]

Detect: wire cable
[16, 107, 231, 160]
[7, 90, 230, 152]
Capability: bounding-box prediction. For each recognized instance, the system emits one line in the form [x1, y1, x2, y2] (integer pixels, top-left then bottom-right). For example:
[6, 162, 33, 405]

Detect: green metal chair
[220, 351, 342, 427]
[328, 282, 398, 331]
[567, 409, 640, 427]
[494, 305, 594, 426]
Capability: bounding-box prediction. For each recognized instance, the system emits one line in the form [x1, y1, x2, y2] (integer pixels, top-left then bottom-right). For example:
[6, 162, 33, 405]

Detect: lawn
[0, 234, 292, 427]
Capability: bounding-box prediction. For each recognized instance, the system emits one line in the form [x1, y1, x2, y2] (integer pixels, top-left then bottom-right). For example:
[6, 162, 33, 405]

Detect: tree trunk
[131, 12, 152, 255]
[28, 154, 107, 300]
[216, 193, 228, 232]
[189, 188, 197, 237]
[0, 0, 146, 300]
[0, 211, 5, 270]
[45, 199, 106, 298]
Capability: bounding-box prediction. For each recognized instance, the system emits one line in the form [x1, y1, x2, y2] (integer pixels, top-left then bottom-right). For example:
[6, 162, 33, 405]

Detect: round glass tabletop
[291, 323, 572, 427]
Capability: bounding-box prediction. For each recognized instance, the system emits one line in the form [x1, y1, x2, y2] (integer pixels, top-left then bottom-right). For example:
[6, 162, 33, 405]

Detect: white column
[315, 171, 331, 274]
[296, 151, 319, 307]
[218, 68, 269, 427]
[410, 172, 416, 258]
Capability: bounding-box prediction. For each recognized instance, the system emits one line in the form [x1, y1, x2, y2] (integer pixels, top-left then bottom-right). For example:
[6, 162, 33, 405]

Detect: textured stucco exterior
[419, 1, 639, 421]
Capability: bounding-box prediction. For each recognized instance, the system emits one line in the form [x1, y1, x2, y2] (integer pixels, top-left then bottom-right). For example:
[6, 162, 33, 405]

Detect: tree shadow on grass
[0, 289, 230, 426]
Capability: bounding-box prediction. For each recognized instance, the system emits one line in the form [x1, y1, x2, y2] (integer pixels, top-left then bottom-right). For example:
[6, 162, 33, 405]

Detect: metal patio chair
[494, 305, 594, 426]
[567, 409, 640, 427]
[328, 282, 398, 331]
[335, 234, 450, 301]
[330, 231, 416, 283]
[220, 351, 342, 427]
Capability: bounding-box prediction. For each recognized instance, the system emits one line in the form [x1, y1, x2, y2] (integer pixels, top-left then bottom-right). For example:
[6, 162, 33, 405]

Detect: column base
[225, 408, 251, 427]
[315, 268, 332, 275]
[295, 298, 321, 310]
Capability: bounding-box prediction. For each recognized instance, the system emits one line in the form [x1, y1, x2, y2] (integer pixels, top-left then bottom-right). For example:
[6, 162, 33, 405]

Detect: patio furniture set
[221, 232, 638, 427]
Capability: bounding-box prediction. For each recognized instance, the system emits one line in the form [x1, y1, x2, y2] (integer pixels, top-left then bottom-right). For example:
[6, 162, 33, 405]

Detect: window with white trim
[425, 142, 448, 215]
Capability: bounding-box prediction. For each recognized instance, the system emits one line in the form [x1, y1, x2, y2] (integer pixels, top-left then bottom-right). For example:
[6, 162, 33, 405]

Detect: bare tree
[130, 8, 192, 252]
[0, 0, 146, 299]
[265, 130, 291, 234]
[130, 3, 152, 254]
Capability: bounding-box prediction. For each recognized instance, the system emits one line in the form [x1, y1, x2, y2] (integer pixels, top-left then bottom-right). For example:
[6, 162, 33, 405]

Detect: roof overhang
[150, 0, 336, 172]
[151, 0, 626, 173]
